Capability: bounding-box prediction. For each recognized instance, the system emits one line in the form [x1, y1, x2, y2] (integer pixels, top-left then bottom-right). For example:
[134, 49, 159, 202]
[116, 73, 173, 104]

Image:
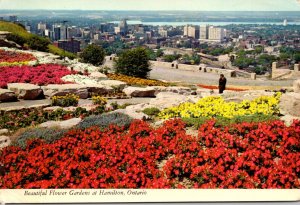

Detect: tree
[80, 44, 106, 66]
[294, 53, 300, 63]
[114, 47, 151, 78]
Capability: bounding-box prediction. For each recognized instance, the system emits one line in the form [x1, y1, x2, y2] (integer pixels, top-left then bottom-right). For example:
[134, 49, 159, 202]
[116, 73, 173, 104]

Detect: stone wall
[150, 61, 236, 78]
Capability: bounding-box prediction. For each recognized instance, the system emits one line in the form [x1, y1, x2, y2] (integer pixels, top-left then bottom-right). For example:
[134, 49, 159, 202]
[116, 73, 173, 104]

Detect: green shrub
[80, 44, 106, 66]
[77, 112, 133, 130]
[13, 127, 68, 149]
[114, 47, 151, 78]
[142, 107, 160, 117]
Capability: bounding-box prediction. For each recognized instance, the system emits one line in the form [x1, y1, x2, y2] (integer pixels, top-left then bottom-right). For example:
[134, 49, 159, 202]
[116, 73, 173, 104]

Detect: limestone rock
[60, 118, 82, 129]
[149, 92, 190, 110]
[39, 118, 82, 129]
[89, 72, 108, 80]
[280, 115, 300, 126]
[293, 79, 300, 93]
[123, 86, 156, 97]
[99, 80, 127, 91]
[0, 89, 17, 102]
[165, 86, 192, 95]
[112, 109, 149, 120]
[7, 83, 44, 100]
[39, 121, 61, 128]
[279, 93, 300, 117]
[42, 84, 89, 99]
[86, 84, 114, 96]
[0, 136, 11, 149]
[0, 129, 9, 135]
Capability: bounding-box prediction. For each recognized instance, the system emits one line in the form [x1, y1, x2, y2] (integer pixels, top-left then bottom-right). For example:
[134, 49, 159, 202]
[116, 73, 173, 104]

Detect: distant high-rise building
[44, 29, 54, 39]
[68, 26, 80, 38]
[115, 19, 128, 36]
[9, 16, 17, 22]
[208, 26, 225, 42]
[200, 25, 209, 40]
[184, 25, 199, 39]
[60, 25, 68, 40]
[0, 17, 4, 21]
[283, 19, 288, 26]
[37, 22, 47, 31]
[52, 25, 61, 41]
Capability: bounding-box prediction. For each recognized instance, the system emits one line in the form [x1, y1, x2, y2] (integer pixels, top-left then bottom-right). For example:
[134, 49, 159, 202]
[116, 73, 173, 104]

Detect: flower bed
[0, 49, 36, 66]
[0, 106, 108, 131]
[198, 84, 248, 91]
[107, 73, 169, 87]
[159, 94, 281, 119]
[0, 64, 75, 88]
[0, 119, 299, 188]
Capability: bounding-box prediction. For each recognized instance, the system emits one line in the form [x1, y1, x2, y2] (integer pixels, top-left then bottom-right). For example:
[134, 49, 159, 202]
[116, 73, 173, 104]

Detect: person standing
[219, 74, 227, 94]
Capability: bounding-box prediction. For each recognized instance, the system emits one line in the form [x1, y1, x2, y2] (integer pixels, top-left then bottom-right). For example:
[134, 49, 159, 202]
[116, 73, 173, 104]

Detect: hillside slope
[0, 21, 76, 59]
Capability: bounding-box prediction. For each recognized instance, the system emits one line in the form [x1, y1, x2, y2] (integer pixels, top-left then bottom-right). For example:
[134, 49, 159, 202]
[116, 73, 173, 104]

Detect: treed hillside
[0, 21, 76, 59]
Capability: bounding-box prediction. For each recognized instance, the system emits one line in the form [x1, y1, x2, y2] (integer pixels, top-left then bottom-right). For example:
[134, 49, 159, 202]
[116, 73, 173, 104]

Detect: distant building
[68, 26, 81, 38]
[158, 27, 168, 37]
[55, 38, 81, 53]
[283, 19, 288, 26]
[37, 22, 47, 31]
[200, 25, 209, 40]
[184, 25, 199, 39]
[9, 16, 17, 22]
[0, 17, 4, 21]
[52, 26, 61, 41]
[60, 25, 68, 40]
[115, 19, 128, 36]
[208, 26, 225, 42]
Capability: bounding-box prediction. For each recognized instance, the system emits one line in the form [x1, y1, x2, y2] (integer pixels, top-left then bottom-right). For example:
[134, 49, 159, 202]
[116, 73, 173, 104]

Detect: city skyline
[1, 0, 300, 11]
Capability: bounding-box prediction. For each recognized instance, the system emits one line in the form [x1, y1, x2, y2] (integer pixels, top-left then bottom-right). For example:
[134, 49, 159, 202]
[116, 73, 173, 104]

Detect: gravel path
[150, 66, 295, 87]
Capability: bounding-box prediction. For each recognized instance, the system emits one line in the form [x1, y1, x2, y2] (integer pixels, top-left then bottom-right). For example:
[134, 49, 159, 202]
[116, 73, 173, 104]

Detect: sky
[0, 0, 300, 11]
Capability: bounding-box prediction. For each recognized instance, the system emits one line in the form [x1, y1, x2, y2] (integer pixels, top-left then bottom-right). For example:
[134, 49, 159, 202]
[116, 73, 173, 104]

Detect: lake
[111, 20, 300, 26]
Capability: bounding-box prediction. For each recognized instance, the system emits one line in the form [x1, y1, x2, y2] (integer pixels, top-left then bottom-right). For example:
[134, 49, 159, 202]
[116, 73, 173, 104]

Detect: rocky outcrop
[89, 72, 108, 80]
[0, 89, 17, 102]
[86, 84, 114, 96]
[280, 114, 300, 126]
[123, 86, 156, 97]
[293, 79, 300, 93]
[148, 92, 202, 110]
[39, 118, 82, 129]
[42, 84, 89, 99]
[279, 92, 300, 117]
[0, 136, 11, 150]
[152, 86, 192, 95]
[99, 80, 127, 91]
[7, 83, 44, 100]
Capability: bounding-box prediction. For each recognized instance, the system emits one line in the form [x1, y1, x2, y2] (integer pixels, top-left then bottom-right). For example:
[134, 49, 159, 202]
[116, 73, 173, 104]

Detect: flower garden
[0, 48, 300, 189]
[0, 49, 36, 66]
[0, 64, 75, 88]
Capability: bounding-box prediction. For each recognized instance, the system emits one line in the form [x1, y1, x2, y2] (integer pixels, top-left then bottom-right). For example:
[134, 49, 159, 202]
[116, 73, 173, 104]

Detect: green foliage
[181, 54, 200, 64]
[13, 127, 68, 149]
[80, 44, 106, 66]
[233, 56, 256, 68]
[294, 53, 300, 63]
[110, 102, 132, 110]
[0, 21, 76, 58]
[6, 33, 26, 46]
[48, 45, 76, 59]
[77, 112, 133, 130]
[163, 54, 181, 62]
[142, 107, 161, 117]
[183, 114, 279, 129]
[114, 47, 151, 78]
[27, 35, 51, 52]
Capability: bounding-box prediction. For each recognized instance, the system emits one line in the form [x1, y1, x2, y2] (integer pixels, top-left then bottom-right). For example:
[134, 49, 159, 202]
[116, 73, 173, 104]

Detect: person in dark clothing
[219, 74, 227, 94]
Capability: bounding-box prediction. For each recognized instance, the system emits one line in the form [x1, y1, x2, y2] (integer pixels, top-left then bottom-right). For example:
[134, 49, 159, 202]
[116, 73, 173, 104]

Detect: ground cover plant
[0, 49, 36, 66]
[0, 64, 75, 88]
[159, 94, 281, 119]
[0, 118, 299, 189]
[198, 84, 248, 91]
[107, 73, 169, 87]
